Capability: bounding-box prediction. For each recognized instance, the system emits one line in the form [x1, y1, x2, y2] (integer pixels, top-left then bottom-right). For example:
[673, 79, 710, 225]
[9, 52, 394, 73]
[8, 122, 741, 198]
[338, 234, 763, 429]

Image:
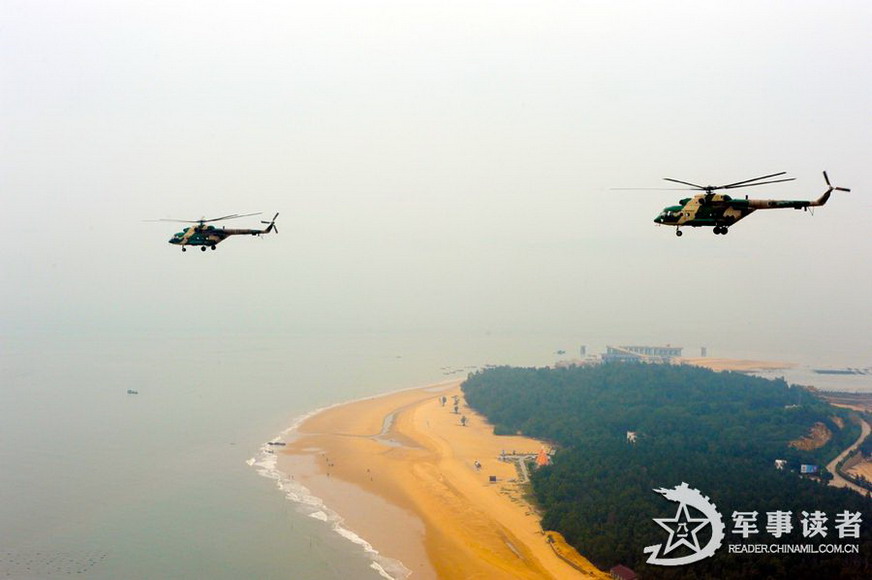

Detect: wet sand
[279, 381, 606, 579]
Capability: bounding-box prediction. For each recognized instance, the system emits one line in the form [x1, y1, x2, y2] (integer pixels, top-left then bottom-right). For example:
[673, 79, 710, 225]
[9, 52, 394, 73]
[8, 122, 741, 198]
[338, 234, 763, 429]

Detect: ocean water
[2, 331, 869, 579]
[0, 330, 568, 579]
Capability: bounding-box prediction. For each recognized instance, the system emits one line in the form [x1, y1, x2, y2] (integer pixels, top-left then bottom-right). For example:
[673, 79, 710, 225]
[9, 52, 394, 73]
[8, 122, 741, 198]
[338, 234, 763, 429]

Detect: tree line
[462, 363, 872, 579]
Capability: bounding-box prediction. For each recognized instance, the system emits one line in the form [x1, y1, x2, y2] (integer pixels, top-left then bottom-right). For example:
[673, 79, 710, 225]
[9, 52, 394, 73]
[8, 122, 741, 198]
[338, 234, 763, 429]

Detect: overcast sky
[2, 1, 870, 360]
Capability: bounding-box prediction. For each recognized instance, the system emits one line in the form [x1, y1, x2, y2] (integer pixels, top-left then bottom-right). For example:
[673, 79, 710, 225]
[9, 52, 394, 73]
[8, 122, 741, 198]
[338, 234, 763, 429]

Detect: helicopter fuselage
[654, 194, 753, 229]
[169, 226, 260, 244]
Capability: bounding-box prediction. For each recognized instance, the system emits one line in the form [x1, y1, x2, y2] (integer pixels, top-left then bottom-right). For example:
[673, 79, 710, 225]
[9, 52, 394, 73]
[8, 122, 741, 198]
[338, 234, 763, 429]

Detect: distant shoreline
[678, 357, 797, 373]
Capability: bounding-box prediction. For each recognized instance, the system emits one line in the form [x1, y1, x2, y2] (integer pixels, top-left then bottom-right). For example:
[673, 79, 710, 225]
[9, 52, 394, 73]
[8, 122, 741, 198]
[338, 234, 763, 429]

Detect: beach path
[280, 381, 607, 579]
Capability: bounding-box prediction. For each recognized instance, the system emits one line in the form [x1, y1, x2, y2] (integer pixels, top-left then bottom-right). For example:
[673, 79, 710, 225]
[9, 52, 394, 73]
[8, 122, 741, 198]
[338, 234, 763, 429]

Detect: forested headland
[462, 364, 872, 579]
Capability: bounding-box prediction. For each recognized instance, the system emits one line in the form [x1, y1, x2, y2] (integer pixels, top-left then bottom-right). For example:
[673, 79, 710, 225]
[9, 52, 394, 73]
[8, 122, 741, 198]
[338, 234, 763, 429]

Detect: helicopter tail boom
[747, 171, 850, 210]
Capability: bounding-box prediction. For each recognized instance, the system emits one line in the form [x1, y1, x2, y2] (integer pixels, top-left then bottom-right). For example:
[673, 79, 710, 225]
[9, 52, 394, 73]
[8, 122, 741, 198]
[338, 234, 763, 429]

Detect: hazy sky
[2, 1, 870, 360]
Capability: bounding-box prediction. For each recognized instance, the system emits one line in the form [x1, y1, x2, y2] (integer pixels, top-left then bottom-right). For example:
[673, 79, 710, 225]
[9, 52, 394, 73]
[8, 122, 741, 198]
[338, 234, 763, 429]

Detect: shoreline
[273, 380, 606, 579]
[247, 382, 461, 579]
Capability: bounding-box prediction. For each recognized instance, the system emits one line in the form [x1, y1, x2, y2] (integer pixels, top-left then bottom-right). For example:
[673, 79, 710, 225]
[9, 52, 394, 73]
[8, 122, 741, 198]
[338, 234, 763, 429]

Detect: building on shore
[535, 447, 551, 468]
[602, 345, 683, 364]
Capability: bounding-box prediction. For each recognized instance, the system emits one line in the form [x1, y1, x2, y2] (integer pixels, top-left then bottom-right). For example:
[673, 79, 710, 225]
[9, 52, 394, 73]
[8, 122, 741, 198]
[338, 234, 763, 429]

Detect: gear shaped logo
[644, 482, 725, 566]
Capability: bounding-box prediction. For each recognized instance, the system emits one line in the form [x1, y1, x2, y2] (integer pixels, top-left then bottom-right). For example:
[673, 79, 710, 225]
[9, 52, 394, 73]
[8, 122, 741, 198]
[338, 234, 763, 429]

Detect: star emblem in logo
[653, 501, 711, 555]
[644, 482, 725, 566]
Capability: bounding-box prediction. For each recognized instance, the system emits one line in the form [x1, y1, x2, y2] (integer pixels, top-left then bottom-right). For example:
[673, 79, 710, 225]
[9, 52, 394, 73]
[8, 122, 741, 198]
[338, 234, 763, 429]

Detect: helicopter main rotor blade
[609, 187, 695, 191]
[202, 212, 262, 223]
[720, 172, 788, 189]
[664, 172, 793, 193]
[722, 177, 796, 189]
[203, 213, 241, 222]
[663, 178, 707, 189]
[147, 212, 263, 224]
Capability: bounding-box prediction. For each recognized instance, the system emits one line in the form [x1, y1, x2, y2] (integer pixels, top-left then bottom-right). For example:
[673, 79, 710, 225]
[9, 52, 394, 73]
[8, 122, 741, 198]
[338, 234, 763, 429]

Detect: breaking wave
[246, 406, 411, 580]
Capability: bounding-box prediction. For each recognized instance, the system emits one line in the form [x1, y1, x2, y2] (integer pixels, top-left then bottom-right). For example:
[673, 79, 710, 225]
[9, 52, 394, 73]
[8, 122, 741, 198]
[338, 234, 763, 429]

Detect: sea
[1, 331, 870, 579]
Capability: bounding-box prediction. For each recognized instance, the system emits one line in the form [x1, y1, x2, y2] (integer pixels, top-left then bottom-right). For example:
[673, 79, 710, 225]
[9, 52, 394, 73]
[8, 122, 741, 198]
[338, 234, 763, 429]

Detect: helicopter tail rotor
[805, 171, 850, 209]
[261, 212, 279, 234]
[823, 171, 851, 193]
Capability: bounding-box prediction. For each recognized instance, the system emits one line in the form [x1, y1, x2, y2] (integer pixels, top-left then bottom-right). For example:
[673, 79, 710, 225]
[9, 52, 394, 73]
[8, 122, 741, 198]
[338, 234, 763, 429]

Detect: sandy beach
[279, 381, 607, 579]
[678, 357, 796, 372]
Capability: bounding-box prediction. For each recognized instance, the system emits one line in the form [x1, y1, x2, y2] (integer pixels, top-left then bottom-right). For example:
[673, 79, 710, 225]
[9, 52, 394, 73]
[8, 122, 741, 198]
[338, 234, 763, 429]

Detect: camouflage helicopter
[156, 212, 279, 251]
[654, 171, 849, 236]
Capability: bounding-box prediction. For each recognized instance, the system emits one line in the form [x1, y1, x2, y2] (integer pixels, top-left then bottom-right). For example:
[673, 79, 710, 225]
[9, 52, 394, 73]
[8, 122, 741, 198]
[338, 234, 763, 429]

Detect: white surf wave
[247, 405, 413, 580]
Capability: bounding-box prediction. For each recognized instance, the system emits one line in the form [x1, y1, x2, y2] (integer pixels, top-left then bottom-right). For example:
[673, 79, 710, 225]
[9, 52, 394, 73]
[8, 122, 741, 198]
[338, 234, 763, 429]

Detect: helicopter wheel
[182, 247, 186, 252]
[675, 229, 683, 237]
[210, 245, 216, 250]
[200, 246, 207, 252]
[722, 227, 728, 235]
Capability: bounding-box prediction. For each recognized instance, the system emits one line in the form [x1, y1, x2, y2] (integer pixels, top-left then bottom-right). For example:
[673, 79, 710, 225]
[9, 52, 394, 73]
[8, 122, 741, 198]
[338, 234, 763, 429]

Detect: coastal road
[826, 417, 871, 494]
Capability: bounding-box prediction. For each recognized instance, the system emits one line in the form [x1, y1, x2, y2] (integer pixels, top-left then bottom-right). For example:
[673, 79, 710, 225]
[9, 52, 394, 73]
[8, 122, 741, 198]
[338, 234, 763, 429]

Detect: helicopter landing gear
[714, 226, 729, 235]
[675, 229, 683, 237]
[182, 247, 186, 252]
[210, 245, 216, 250]
[200, 246, 207, 252]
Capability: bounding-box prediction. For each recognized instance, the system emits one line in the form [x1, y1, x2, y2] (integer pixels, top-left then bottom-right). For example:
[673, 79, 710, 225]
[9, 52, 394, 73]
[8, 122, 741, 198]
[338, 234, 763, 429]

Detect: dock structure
[499, 450, 552, 483]
[500, 452, 536, 483]
[602, 345, 682, 364]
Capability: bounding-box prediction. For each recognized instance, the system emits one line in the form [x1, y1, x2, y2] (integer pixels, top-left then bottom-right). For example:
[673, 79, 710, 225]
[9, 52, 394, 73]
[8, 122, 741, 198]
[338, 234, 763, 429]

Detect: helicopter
[156, 212, 279, 251]
[654, 171, 849, 236]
